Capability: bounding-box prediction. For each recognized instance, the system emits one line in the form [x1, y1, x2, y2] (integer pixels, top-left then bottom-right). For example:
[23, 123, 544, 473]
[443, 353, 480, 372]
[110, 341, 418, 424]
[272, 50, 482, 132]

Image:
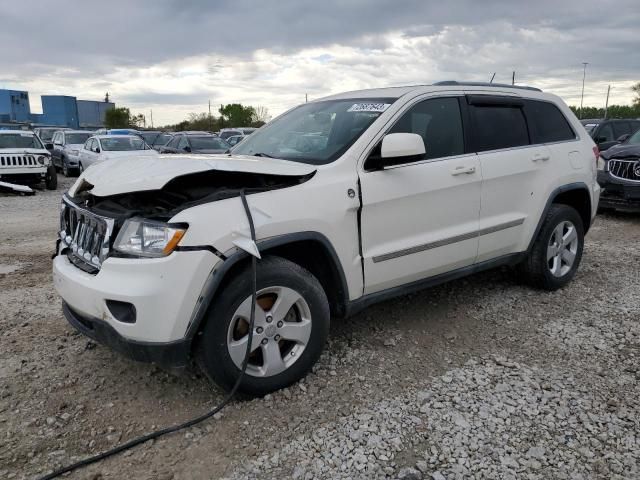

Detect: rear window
[525, 100, 576, 143]
[470, 105, 529, 152]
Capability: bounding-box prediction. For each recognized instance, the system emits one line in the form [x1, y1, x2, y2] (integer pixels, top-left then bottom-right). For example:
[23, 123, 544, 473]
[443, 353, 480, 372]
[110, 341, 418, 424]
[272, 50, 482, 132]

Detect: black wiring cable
[39, 190, 258, 480]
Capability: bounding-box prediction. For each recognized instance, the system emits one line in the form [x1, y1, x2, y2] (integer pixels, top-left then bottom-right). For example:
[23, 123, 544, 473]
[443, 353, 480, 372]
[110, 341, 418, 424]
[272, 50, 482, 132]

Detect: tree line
[105, 103, 270, 130]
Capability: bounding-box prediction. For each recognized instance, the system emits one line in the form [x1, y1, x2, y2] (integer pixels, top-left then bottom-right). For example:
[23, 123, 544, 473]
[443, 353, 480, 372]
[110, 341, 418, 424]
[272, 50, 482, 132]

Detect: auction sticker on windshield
[347, 103, 391, 113]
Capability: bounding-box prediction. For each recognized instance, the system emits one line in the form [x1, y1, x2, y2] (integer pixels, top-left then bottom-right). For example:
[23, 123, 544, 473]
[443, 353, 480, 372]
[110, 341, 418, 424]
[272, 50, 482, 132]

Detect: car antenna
[489, 72, 496, 84]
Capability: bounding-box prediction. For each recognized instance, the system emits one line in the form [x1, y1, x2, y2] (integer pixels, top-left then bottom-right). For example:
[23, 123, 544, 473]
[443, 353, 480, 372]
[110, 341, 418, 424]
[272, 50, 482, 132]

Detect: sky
[1, 0, 638, 126]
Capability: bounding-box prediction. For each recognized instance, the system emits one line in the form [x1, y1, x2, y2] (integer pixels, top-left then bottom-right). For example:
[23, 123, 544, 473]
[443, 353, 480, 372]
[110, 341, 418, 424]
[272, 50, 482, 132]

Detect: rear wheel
[520, 204, 584, 290]
[197, 256, 330, 396]
[78, 162, 84, 175]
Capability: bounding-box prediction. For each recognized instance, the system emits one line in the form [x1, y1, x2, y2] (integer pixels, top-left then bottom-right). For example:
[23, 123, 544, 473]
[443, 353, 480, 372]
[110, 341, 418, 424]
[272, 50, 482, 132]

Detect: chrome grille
[609, 158, 640, 182]
[0, 155, 37, 166]
[59, 196, 114, 271]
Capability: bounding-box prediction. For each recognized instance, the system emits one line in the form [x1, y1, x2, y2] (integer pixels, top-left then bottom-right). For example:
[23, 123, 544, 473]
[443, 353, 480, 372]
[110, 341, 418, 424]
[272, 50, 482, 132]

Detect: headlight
[597, 156, 606, 171]
[37, 155, 49, 165]
[69, 149, 79, 156]
[114, 218, 187, 258]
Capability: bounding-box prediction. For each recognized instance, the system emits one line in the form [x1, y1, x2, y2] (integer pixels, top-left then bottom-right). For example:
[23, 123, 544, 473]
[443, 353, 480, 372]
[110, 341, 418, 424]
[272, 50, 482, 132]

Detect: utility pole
[150, 109, 154, 128]
[512, 71, 515, 85]
[305, 93, 308, 103]
[489, 72, 496, 84]
[604, 85, 611, 119]
[579, 62, 588, 119]
[208, 99, 213, 132]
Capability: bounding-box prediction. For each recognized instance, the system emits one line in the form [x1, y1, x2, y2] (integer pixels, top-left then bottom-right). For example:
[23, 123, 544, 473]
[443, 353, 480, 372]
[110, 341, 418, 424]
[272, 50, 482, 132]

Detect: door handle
[451, 165, 476, 176]
[532, 153, 550, 162]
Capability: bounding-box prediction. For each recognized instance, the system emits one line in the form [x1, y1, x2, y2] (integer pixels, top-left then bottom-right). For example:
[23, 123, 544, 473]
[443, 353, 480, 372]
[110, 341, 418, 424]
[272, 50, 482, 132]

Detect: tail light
[592, 146, 599, 167]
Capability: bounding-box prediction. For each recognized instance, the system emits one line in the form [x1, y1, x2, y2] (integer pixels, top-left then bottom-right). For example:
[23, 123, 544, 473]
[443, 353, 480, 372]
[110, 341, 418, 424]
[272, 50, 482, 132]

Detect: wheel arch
[528, 182, 592, 252]
[185, 231, 350, 345]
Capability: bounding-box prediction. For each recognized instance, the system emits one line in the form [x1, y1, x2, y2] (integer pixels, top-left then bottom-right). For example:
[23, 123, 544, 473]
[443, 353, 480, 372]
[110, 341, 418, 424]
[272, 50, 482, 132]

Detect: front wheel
[197, 256, 330, 396]
[45, 165, 57, 190]
[519, 204, 584, 290]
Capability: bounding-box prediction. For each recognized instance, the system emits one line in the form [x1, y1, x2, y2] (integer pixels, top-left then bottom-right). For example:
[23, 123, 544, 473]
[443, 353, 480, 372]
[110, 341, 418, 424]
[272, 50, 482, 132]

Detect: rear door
[468, 95, 553, 262]
[359, 95, 482, 294]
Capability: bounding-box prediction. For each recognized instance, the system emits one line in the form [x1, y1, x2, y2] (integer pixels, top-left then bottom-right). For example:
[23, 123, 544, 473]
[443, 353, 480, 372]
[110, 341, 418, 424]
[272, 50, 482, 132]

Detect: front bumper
[597, 171, 640, 211]
[63, 302, 190, 367]
[53, 249, 220, 345]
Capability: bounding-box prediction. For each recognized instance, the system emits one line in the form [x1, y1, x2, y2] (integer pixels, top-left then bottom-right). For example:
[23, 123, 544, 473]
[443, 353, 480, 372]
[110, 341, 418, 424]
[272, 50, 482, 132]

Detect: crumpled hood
[69, 153, 317, 197]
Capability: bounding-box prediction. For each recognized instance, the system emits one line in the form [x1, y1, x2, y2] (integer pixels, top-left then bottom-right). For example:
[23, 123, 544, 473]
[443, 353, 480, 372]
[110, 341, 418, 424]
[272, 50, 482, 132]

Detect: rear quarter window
[525, 100, 576, 143]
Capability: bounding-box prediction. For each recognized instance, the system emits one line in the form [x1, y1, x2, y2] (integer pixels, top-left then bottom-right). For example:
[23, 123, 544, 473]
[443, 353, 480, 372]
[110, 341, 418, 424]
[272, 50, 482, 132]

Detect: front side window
[232, 98, 395, 164]
[166, 136, 180, 149]
[83, 138, 93, 150]
[471, 105, 529, 152]
[100, 137, 147, 151]
[177, 136, 190, 150]
[388, 97, 464, 160]
[597, 124, 615, 142]
[525, 100, 575, 143]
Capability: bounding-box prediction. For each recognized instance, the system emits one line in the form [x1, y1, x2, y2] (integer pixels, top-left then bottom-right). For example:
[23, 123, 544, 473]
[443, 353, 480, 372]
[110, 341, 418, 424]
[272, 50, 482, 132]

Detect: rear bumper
[597, 171, 640, 211]
[63, 302, 190, 367]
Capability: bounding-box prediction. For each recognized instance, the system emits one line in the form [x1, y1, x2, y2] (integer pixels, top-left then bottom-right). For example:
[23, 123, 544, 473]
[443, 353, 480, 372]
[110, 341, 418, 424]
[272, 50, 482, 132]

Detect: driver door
[359, 96, 482, 294]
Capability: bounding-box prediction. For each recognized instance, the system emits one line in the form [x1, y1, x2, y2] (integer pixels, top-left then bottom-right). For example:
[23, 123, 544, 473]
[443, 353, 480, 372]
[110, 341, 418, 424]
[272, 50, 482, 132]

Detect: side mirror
[367, 133, 426, 170]
[616, 134, 630, 143]
[594, 136, 607, 144]
[183, 145, 192, 153]
[44, 143, 54, 150]
[95, 147, 101, 153]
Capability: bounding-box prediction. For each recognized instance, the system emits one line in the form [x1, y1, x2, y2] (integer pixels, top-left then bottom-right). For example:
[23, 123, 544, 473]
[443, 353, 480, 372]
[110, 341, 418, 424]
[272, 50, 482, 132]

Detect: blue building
[0, 89, 31, 123]
[41, 95, 80, 128]
[0, 88, 114, 128]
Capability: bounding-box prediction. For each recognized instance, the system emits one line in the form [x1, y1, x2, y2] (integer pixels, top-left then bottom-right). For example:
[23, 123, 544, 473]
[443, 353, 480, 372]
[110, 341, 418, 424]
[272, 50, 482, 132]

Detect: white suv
[52, 82, 600, 396]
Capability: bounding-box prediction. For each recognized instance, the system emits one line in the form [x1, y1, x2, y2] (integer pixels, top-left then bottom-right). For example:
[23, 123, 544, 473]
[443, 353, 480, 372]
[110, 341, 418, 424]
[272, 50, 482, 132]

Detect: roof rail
[433, 81, 542, 92]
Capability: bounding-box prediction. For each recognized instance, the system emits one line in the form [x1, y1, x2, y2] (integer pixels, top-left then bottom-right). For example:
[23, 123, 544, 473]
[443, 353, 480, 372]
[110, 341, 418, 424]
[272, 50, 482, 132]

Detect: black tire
[45, 165, 58, 190]
[62, 158, 70, 177]
[78, 163, 84, 175]
[197, 256, 330, 396]
[519, 204, 584, 290]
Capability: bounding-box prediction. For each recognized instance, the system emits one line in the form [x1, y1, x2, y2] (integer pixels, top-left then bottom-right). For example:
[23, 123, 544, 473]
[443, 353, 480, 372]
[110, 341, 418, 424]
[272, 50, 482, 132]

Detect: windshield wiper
[252, 152, 275, 158]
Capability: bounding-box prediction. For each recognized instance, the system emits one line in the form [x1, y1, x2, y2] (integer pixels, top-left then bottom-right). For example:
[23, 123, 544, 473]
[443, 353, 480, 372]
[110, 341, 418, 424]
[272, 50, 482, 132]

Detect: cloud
[1, 0, 638, 124]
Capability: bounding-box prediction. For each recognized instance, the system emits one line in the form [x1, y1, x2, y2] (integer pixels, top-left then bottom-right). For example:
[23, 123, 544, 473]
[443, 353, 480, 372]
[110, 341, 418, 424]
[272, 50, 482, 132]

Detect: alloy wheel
[226, 286, 312, 377]
[547, 220, 579, 277]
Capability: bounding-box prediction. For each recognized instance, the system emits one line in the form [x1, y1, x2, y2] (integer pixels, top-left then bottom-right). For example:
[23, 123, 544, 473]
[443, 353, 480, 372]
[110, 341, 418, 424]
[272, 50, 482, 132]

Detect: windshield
[626, 129, 640, 145]
[37, 129, 57, 141]
[0, 133, 44, 149]
[141, 132, 171, 146]
[66, 133, 92, 145]
[100, 137, 147, 151]
[190, 136, 229, 150]
[232, 98, 395, 164]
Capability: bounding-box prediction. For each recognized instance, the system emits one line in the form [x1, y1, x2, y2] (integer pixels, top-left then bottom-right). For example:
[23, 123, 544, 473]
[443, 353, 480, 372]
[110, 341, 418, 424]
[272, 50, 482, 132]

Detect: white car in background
[77, 135, 158, 172]
[0, 130, 57, 190]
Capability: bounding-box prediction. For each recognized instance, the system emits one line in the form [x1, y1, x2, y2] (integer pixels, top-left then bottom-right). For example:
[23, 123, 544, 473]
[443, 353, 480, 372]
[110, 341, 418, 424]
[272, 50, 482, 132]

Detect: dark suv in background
[581, 118, 640, 152]
[597, 127, 640, 212]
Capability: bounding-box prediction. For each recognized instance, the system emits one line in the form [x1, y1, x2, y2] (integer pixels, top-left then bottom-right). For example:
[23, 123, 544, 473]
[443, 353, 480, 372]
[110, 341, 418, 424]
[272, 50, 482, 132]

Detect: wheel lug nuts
[261, 338, 268, 345]
[274, 334, 281, 341]
[277, 321, 283, 328]
[256, 327, 263, 334]
[266, 316, 273, 323]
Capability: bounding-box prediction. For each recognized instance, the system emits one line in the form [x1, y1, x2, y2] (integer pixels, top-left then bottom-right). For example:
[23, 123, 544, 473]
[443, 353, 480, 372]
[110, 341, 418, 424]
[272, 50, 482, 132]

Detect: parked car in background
[226, 135, 246, 147]
[0, 130, 56, 189]
[218, 129, 243, 140]
[50, 130, 93, 177]
[34, 127, 71, 143]
[238, 127, 257, 135]
[581, 118, 640, 152]
[94, 128, 141, 136]
[139, 131, 172, 150]
[598, 128, 640, 211]
[159, 132, 230, 154]
[53, 82, 599, 396]
[77, 135, 158, 172]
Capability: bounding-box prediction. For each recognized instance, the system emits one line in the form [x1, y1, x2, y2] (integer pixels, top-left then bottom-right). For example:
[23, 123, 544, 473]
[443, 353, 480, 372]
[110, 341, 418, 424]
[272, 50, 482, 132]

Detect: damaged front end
[59, 168, 315, 273]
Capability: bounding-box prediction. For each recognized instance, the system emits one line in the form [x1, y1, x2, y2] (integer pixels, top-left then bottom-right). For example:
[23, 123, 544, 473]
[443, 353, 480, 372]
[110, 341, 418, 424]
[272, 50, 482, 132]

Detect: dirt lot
[1, 175, 639, 479]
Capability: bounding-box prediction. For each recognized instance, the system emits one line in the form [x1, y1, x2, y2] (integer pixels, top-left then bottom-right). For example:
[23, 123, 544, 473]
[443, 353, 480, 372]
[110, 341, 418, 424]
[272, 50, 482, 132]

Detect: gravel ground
[1, 175, 638, 479]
